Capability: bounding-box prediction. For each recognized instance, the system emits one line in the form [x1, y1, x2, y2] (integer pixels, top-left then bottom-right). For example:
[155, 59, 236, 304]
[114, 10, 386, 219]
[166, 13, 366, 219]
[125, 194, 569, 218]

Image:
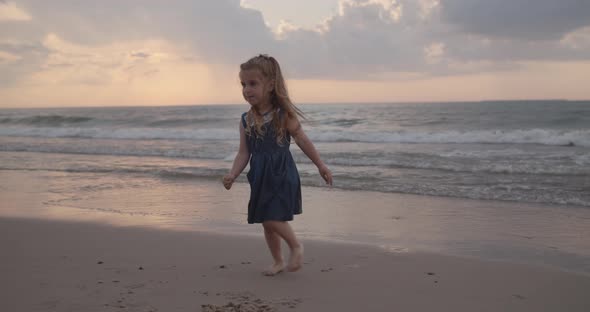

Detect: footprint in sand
[202, 292, 301, 312]
[38, 299, 60, 309]
[202, 302, 274, 312]
[512, 294, 526, 300]
[125, 283, 145, 290]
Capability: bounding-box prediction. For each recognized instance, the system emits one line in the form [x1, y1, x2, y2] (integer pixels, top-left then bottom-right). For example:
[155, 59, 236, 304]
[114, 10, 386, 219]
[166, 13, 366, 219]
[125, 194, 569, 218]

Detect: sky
[1, 0, 590, 108]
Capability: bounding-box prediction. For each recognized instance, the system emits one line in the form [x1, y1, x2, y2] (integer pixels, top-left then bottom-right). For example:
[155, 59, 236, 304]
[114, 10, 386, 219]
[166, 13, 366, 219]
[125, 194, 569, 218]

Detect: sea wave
[2, 164, 588, 207]
[307, 156, 590, 176]
[307, 128, 590, 147]
[1, 126, 589, 147]
[1, 139, 587, 176]
[0, 142, 228, 160]
[0, 126, 237, 141]
[0, 115, 94, 125]
[0, 114, 233, 128]
[145, 117, 231, 127]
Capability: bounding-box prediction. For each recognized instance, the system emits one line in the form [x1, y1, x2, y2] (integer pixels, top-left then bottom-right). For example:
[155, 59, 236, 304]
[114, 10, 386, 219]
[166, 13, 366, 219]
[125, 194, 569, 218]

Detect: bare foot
[287, 245, 304, 272]
[262, 262, 284, 276]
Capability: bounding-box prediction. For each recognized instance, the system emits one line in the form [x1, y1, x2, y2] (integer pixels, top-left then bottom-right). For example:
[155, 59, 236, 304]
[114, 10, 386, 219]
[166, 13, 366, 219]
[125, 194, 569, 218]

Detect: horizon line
[0, 98, 588, 110]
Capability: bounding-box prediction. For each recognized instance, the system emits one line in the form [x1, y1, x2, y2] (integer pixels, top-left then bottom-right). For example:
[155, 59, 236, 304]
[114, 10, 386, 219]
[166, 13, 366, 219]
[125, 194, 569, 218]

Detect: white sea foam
[1, 126, 589, 147]
[0, 126, 237, 141]
[307, 129, 590, 147]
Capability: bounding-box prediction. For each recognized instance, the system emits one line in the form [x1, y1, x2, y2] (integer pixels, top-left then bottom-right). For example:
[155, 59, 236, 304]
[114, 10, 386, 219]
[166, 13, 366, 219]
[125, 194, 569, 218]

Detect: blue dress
[242, 111, 302, 224]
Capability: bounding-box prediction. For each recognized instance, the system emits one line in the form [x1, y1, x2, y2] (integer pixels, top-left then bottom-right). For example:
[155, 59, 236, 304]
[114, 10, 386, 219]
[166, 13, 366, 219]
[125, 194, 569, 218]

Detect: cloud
[275, 0, 590, 78]
[0, 31, 228, 107]
[14, 0, 275, 63]
[424, 42, 445, 64]
[28, 33, 202, 86]
[1, 0, 590, 88]
[0, 1, 32, 22]
[439, 0, 590, 40]
[131, 52, 151, 59]
[276, 0, 432, 78]
[0, 38, 48, 86]
[0, 50, 21, 64]
[0, 0, 277, 87]
[338, 0, 403, 23]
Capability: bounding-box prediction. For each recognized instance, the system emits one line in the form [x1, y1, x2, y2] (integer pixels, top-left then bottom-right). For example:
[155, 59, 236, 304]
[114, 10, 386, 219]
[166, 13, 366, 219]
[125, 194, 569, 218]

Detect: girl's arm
[286, 115, 333, 186]
[223, 121, 250, 190]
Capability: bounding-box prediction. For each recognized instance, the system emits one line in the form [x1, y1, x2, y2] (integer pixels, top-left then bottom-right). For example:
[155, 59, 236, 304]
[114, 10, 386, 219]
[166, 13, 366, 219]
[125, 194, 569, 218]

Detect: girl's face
[239, 69, 273, 109]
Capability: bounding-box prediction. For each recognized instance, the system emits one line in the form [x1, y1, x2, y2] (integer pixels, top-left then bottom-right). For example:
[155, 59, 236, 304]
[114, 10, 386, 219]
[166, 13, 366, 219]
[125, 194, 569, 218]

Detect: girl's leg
[262, 223, 285, 275]
[263, 221, 304, 272]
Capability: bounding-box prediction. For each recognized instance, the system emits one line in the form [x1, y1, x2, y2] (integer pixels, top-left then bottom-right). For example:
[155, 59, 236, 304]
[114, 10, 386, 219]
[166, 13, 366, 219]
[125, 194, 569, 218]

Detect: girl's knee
[262, 220, 283, 231]
[262, 221, 275, 232]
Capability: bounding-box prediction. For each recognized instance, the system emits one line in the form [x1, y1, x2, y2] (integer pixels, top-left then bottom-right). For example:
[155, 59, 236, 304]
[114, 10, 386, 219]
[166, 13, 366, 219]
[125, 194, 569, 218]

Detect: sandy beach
[2, 217, 590, 312]
[1, 168, 590, 311]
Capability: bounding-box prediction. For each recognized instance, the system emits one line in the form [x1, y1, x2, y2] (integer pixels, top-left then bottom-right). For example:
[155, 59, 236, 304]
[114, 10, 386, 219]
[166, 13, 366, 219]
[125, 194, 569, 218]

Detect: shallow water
[2, 164, 589, 275]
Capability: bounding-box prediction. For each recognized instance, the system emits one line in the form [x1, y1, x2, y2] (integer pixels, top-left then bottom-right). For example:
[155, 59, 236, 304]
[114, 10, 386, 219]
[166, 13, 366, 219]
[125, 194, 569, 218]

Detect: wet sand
[1, 168, 590, 274]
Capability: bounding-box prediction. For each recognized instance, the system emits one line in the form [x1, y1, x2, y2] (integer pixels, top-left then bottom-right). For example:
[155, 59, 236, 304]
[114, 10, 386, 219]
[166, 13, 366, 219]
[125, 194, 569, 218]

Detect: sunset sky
[1, 0, 590, 108]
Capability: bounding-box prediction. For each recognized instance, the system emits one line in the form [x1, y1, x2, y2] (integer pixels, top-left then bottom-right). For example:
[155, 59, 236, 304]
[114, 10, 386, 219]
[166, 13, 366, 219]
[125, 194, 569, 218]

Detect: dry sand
[1, 217, 589, 312]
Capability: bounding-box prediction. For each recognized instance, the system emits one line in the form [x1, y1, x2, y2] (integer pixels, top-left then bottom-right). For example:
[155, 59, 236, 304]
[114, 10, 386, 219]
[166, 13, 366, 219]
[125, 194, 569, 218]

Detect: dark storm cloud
[440, 0, 590, 40]
[276, 0, 590, 78]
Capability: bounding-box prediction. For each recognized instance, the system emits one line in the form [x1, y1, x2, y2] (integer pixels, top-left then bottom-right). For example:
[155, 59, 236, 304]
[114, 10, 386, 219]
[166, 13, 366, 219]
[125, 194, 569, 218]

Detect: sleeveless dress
[242, 110, 302, 224]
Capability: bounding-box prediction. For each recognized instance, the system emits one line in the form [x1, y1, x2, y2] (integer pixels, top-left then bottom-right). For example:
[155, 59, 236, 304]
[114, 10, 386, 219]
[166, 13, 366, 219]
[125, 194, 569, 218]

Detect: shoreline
[2, 216, 590, 312]
[1, 167, 590, 276]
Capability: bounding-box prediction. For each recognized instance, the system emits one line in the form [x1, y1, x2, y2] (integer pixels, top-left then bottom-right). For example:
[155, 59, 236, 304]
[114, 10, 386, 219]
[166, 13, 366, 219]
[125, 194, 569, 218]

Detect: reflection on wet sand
[1, 169, 589, 274]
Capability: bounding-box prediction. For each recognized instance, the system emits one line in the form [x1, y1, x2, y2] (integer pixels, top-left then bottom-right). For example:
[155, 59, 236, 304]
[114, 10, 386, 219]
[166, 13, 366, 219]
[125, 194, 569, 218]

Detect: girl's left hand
[223, 174, 235, 190]
[318, 165, 333, 186]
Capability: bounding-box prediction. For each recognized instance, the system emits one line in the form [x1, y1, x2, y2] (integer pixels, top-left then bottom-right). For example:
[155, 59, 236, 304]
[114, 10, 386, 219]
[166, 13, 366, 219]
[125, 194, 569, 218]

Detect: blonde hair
[240, 54, 305, 144]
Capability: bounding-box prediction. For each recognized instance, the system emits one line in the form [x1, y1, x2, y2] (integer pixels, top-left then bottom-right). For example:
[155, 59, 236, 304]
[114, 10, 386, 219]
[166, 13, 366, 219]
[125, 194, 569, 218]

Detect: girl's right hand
[223, 174, 235, 190]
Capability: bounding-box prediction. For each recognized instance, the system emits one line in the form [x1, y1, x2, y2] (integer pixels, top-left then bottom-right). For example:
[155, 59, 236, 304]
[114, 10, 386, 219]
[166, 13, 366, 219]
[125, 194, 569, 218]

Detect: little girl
[223, 54, 333, 276]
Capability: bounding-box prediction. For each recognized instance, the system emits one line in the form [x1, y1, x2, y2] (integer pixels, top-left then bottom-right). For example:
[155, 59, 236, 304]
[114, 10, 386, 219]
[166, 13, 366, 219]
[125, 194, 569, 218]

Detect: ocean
[1, 100, 589, 207]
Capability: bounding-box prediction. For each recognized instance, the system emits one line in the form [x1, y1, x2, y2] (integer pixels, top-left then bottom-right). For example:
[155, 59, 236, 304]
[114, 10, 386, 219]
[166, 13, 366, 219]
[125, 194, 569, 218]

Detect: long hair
[240, 54, 305, 144]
